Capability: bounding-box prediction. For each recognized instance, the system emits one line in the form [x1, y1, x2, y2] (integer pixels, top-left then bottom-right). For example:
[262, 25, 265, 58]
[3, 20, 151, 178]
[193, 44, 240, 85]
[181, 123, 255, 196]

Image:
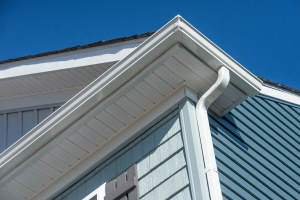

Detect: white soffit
[0, 15, 262, 200]
[0, 38, 144, 103]
[0, 62, 116, 102]
[0, 45, 245, 200]
[0, 39, 145, 80]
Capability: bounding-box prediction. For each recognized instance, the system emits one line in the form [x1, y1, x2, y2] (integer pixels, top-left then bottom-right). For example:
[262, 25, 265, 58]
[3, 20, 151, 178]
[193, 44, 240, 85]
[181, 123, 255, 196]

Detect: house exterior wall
[209, 95, 300, 199]
[0, 104, 62, 153]
[3, 16, 298, 200]
[51, 101, 197, 200]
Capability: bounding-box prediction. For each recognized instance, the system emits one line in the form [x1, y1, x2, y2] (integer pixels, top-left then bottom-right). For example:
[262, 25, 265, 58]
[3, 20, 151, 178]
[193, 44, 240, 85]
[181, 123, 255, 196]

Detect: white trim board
[32, 86, 190, 200]
[0, 16, 262, 200]
[0, 14, 261, 179]
[82, 183, 105, 200]
[0, 38, 145, 80]
[176, 17, 262, 97]
[260, 84, 300, 106]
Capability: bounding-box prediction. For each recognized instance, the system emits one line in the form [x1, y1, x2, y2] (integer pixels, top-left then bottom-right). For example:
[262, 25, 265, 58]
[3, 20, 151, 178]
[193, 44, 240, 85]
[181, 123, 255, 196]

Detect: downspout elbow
[196, 66, 230, 200]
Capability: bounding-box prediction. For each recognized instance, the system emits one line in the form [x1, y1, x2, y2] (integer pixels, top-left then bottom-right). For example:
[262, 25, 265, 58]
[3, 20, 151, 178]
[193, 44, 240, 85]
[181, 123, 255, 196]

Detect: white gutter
[196, 66, 230, 200]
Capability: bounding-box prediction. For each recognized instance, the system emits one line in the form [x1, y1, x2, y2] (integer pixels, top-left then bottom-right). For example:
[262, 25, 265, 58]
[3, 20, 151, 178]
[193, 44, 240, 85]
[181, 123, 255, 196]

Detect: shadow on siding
[209, 110, 248, 151]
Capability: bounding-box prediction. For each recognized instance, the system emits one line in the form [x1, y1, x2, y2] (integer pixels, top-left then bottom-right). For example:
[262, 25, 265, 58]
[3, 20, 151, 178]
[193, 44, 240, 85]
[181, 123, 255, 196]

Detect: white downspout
[196, 66, 230, 200]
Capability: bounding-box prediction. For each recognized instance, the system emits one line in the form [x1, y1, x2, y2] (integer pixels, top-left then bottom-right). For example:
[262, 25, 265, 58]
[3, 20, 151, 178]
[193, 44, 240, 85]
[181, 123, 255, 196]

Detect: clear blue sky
[1, 0, 300, 90]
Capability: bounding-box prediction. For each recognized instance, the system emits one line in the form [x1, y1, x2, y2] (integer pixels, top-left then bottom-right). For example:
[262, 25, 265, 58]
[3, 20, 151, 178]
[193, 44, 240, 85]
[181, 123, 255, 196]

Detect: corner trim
[179, 98, 209, 200]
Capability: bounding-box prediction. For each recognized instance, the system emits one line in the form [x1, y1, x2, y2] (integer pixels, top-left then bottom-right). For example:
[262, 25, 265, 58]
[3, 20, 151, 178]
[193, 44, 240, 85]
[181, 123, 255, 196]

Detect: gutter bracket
[196, 66, 230, 200]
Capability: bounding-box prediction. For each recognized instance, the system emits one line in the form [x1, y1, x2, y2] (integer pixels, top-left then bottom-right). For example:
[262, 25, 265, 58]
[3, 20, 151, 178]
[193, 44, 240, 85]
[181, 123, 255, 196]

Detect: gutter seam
[196, 66, 230, 200]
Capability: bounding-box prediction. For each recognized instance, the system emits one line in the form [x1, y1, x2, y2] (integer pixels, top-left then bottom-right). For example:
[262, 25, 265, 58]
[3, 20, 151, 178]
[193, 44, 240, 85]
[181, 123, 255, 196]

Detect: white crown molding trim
[260, 84, 300, 106]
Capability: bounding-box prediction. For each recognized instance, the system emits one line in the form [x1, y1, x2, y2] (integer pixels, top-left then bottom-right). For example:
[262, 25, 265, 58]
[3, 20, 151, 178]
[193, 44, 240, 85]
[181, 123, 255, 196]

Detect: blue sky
[1, 0, 300, 90]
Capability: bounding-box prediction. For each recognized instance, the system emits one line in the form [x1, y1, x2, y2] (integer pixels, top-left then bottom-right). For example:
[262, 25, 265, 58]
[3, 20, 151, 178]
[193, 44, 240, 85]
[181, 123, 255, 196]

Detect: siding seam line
[237, 104, 300, 162]
[219, 181, 245, 200]
[52, 109, 181, 199]
[253, 97, 300, 142]
[216, 157, 282, 200]
[218, 169, 261, 200]
[138, 145, 184, 180]
[214, 145, 297, 199]
[278, 103, 300, 124]
[246, 99, 300, 150]
[265, 99, 300, 133]
[165, 184, 190, 200]
[229, 110, 300, 176]
[139, 165, 187, 199]
[209, 122, 300, 187]
[260, 98, 300, 138]
[211, 133, 300, 195]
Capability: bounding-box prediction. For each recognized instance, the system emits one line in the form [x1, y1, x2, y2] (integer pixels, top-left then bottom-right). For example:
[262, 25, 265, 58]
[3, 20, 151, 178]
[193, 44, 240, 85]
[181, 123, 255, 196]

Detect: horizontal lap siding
[54, 107, 192, 200]
[209, 96, 300, 200]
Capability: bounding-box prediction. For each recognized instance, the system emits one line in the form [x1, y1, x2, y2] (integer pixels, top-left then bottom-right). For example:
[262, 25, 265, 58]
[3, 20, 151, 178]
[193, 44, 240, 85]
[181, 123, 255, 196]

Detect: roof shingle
[0, 32, 155, 65]
[0, 32, 298, 94]
[257, 76, 300, 94]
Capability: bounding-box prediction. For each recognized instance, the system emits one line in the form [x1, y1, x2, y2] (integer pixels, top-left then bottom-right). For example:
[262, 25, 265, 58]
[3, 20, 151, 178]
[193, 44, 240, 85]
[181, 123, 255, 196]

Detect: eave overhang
[0, 16, 262, 200]
[0, 38, 146, 108]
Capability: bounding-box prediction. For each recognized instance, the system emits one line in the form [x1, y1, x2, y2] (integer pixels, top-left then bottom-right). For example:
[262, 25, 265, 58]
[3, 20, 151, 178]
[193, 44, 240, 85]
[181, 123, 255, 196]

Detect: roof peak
[0, 28, 298, 95]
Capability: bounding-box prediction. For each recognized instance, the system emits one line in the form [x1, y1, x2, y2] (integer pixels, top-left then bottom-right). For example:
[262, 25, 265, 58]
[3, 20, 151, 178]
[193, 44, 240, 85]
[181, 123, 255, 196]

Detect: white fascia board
[0, 15, 262, 180]
[31, 86, 190, 200]
[0, 87, 83, 112]
[82, 183, 106, 200]
[0, 17, 182, 178]
[176, 17, 262, 97]
[0, 38, 146, 80]
[260, 84, 300, 106]
[0, 44, 184, 192]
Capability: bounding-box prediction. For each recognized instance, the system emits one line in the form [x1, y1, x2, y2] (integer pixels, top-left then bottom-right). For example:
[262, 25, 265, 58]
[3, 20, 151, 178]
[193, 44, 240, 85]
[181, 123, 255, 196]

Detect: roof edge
[176, 16, 262, 97]
[0, 32, 155, 65]
[258, 76, 300, 94]
[0, 15, 263, 181]
[0, 17, 181, 178]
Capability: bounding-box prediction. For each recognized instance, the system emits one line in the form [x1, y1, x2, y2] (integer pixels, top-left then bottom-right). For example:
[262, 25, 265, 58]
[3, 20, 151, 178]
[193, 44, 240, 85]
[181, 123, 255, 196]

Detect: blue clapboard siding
[0, 104, 61, 154]
[53, 106, 193, 200]
[209, 95, 300, 199]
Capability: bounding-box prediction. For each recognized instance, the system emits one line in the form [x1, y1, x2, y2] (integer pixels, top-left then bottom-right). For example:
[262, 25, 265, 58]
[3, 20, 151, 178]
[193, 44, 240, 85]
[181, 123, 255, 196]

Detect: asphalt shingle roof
[0, 32, 298, 94]
[0, 32, 155, 65]
[258, 77, 299, 93]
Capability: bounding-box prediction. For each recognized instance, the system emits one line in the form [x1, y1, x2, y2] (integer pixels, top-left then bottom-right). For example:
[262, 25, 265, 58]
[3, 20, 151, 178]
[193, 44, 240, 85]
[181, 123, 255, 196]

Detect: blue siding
[7, 112, 21, 147]
[210, 95, 300, 199]
[52, 106, 193, 200]
[0, 104, 62, 153]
